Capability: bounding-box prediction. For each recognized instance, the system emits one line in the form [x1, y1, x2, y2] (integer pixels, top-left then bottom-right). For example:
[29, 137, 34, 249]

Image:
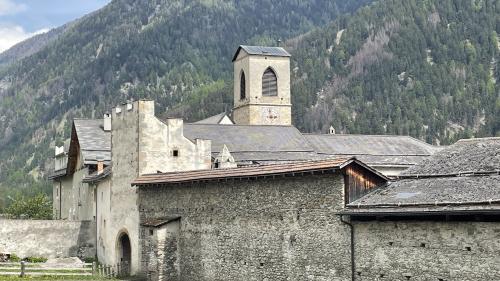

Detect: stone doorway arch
[116, 231, 131, 275]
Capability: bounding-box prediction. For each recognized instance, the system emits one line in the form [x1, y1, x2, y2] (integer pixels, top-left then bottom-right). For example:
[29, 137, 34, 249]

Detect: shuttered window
[240, 71, 246, 100]
[262, 68, 278, 96]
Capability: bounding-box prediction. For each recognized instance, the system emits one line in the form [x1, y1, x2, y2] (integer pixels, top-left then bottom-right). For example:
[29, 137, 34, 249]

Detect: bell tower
[232, 45, 292, 126]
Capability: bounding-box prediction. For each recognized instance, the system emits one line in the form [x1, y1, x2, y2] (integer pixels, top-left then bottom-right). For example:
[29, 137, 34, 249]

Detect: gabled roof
[141, 216, 181, 227]
[73, 119, 111, 164]
[184, 124, 314, 153]
[132, 158, 386, 186]
[343, 138, 500, 215]
[304, 134, 441, 166]
[194, 112, 232, 124]
[232, 45, 291, 61]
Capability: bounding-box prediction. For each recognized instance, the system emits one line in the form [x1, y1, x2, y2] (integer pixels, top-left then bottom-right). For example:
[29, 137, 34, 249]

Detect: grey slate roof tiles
[184, 124, 314, 153]
[305, 134, 439, 156]
[73, 119, 111, 164]
[67, 117, 443, 174]
[344, 138, 500, 214]
[401, 137, 500, 176]
[232, 45, 291, 61]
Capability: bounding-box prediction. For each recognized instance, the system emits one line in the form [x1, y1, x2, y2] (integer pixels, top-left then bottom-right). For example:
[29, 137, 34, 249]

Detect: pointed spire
[214, 144, 237, 169]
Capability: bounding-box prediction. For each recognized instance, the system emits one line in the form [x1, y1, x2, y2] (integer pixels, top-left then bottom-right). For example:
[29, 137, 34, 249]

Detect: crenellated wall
[138, 101, 211, 174]
[97, 100, 211, 274]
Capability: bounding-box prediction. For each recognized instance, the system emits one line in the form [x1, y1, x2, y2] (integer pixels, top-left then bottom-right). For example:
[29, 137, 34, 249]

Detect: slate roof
[343, 138, 500, 215]
[47, 168, 67, 180]
[73, 119, 111, 164]
[401, 137, 500, 175]
[184, 124, 314, 153]
[133, 158, 361, 186]
[304, 134, 441, 166]
[232, 45, 291, 61]
[82, 166, 112, 184]
[194, 112, 230, 124]
[60, 118, 440, 174]
[141, 216, 181, 227]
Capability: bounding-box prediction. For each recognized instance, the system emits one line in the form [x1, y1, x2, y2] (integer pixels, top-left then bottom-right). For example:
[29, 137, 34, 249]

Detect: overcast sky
[0, 0, 110, 53]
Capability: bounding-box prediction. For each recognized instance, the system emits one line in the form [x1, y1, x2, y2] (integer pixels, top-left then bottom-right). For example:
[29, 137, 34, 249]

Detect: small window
[262, 67, 278, 96]
[173, 150, 179, 157]
[149, 229, 154, 236]
[240, 71, 246, 100]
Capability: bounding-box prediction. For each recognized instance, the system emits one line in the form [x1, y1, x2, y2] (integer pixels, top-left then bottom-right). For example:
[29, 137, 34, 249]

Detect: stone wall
[353, 220, 500, 281]
[101, 100, 212, 274]
[139, 173, 352, 281]
[0, 219, 96, 259]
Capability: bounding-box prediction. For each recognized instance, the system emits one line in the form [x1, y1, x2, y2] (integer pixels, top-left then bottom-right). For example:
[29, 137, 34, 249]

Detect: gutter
[340, 209, 500, 217]
[340, 215, 355, 281]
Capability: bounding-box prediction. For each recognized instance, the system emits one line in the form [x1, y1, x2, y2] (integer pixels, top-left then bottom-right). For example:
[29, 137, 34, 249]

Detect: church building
[50, 45, 442, 276]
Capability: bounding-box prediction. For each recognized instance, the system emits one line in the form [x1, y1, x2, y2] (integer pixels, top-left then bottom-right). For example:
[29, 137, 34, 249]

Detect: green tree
[6, 194, 52, 220]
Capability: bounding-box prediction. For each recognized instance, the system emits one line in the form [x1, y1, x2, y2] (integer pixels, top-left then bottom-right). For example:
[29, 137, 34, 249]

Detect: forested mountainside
[0, 0, 371, 208]
[1, 0, 499, 207]
[288, 0, 500, 144]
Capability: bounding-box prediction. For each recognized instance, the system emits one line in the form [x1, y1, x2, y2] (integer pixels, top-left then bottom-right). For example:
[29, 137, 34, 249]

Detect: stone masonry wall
[139, 173, 352, 281]
[353, 220, 500, 281]
[0, 219, 96, 259]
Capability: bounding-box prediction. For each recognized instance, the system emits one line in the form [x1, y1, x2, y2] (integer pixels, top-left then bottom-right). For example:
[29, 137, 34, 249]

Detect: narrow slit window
[240, 71, 246, 100]
[262, 68, 278, 96]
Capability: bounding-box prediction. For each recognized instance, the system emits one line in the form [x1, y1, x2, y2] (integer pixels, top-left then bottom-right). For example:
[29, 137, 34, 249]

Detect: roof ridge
[74, 118, 103, 121]
[457, 137, 500, 143]
[185, 123, 295, 128]
[398, 170, 500, 179]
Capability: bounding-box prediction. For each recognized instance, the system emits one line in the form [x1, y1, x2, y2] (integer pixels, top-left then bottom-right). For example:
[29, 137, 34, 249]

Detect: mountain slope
[0, 25, 68, 69]
[288, 0, 500, 144]
[0, 0, 371, 207]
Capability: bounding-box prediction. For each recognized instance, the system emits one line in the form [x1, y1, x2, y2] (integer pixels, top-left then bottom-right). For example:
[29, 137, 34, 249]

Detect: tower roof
[232, 45, 291, 61]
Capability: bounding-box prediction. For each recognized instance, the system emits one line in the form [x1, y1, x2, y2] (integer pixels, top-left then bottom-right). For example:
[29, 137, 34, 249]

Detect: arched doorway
[116, 231, 131, 275]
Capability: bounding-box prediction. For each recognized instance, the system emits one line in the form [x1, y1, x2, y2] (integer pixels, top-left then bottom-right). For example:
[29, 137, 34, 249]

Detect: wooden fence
[0, 261, 129, 278]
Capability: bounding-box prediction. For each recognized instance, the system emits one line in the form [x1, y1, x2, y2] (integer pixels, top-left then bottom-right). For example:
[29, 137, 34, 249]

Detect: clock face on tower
[261, 107, 280, 124]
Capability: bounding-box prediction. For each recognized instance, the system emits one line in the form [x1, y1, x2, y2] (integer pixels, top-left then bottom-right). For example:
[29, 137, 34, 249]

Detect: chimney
[329, 126, 336, 135]
[103, 113, 111, 131]
[97, 160, 104, 175]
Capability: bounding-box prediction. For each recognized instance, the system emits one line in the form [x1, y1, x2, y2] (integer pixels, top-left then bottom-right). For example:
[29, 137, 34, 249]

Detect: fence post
[19, 261, 25, 277]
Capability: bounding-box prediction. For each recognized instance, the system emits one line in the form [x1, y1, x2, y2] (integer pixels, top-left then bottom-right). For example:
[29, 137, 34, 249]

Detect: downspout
[340, 215, 355, 281]
[59, 181, 62, 219]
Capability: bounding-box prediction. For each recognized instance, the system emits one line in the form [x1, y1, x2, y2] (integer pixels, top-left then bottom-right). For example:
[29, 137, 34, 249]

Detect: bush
[9, 253, 21, 262]
[24, 256, 48, 263]
[83, 257, 96, 263]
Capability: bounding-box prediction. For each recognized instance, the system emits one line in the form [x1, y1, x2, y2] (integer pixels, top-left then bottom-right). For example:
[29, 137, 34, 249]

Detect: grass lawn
[0, 276, 114, 281]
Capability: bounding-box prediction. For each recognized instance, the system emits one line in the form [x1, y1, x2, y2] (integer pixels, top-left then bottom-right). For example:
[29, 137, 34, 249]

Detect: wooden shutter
[262, 68, 278, 96]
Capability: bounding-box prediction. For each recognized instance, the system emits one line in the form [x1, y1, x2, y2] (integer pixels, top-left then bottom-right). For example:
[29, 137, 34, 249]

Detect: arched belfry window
[240, 71, 246, 100]
[262, 67, 278, 96]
